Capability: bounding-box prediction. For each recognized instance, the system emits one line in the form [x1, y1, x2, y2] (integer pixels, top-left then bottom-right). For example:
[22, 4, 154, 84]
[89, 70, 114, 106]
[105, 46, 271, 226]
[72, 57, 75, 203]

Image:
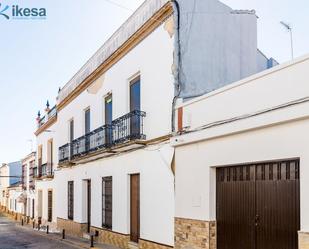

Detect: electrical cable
[102, 0, 167, 25]
[181, 96, 309, 136]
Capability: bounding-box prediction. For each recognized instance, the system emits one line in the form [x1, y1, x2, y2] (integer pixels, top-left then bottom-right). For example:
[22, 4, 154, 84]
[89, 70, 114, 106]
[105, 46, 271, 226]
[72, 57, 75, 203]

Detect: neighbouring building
[21, 152, 36, 220]
[0, 164, 9, 209]
[34, 103, 57, 229]
[0, 161, 22, 214]
[7, 182, 23, 218]
[172, 54, 309, 249]
[33, 0, 277, 248]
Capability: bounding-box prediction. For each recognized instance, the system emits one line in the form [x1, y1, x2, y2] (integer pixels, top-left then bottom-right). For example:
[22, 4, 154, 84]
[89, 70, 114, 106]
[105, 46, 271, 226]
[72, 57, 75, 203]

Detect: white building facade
[0, 164, 10, 209]
[21, 152, 36, 220]
[172, 55, 309, 249]
[34, 104, 57, 228]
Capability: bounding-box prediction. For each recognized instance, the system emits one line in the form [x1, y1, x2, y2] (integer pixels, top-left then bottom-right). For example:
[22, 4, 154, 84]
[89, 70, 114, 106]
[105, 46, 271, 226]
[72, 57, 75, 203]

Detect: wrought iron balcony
[59, 143, 70, 163]
[33, 163, 54, 179]
[38, 105, 57, 128]
[41, 163, 54, 177]
[59, 110, 146, 163]
[33, 167, 38, 178]
[71, 124, 113, 160]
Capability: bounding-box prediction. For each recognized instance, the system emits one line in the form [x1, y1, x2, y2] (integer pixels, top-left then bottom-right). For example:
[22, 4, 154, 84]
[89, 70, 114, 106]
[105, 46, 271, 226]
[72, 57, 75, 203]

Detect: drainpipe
[171, 0, 181, 133]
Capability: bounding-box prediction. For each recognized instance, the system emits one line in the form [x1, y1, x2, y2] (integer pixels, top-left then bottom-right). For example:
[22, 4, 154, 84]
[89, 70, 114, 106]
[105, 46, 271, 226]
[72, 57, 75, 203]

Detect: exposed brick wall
[90, 227, 130, 249]
[139, 239, 173, 249]
[175, 218, 216, 249]
[299, 232, 309, 249]
[57, 218, 87, 237]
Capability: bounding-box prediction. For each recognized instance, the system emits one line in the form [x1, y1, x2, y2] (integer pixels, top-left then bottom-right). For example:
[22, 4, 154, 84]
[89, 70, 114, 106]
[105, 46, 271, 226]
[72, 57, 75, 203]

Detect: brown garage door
[217, 160, 300, 249]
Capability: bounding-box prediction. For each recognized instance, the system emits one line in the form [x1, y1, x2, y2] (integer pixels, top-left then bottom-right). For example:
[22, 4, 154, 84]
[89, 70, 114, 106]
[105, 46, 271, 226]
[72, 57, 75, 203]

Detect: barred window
[48, 190, 53, 222]
[32, 199, 35, 219]
[68, 181, 74, 220]
[102, 177, 112, 229]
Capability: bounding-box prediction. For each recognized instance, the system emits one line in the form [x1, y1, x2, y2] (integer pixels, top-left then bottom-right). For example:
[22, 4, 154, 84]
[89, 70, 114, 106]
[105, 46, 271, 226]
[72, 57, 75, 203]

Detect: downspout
[171, 0, 181, 133]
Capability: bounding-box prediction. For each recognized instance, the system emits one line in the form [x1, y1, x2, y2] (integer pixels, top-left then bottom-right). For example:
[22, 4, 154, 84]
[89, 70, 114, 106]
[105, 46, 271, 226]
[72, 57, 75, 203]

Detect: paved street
[0, 214, 80, 249]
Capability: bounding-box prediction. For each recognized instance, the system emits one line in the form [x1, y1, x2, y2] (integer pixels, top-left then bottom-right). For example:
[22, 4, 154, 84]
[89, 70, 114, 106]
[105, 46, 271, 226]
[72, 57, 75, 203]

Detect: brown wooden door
[217, 165, 256, 249]
[130, 174, 140, 243]
[217, 160, 300, 249]
[255, 161, 300, 249]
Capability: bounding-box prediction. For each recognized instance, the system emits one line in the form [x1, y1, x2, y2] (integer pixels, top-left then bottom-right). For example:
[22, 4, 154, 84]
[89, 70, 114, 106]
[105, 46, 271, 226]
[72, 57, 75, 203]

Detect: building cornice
[57, 2, 173, 112]
[34, 115, 57, 136]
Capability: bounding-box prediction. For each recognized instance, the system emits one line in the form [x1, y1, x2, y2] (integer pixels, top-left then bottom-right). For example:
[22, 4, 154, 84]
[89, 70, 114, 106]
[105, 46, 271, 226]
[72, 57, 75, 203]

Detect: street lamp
[280, 21, 294, 60]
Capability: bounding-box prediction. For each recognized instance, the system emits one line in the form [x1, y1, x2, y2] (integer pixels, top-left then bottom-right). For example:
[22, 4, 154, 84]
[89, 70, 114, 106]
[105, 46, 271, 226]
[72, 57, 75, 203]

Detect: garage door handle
[255, 215, 260, 226]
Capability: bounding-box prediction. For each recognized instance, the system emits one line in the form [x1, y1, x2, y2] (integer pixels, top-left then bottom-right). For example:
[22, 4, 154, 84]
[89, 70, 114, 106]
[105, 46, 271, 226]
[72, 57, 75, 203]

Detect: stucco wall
[36, 121, 58, 167]
[173, 55, 309, 232]
[35, 180, 56, 222]
[56, 23, 174, 149]
[177, 55, 309, 132]
[55, 144, 175, 246]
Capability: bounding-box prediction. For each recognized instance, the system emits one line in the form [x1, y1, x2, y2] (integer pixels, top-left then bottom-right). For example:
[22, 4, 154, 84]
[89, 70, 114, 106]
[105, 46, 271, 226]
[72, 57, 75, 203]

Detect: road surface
[0, 214, 80, 249]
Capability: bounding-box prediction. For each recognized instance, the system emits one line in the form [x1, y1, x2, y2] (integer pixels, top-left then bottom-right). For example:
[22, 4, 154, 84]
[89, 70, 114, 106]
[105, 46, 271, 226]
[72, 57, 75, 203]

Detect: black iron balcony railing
[59, 143, 70, 163]
[33, 163, 54, 178]
[41, 163, 54, 177]
[59, 110, 146, 163]
[38, 105, 57, 128]
[71, 124, 113, 159]
[33, 167, 39, 178]
[113, 110, 146, 144]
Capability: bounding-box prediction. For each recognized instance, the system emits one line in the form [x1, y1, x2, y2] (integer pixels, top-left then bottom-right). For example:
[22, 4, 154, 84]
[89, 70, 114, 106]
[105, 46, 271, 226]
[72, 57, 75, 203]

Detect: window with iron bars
[102, 177, 112, 229]
[68, 181, 74, 220]
[48, 190, 53, 222]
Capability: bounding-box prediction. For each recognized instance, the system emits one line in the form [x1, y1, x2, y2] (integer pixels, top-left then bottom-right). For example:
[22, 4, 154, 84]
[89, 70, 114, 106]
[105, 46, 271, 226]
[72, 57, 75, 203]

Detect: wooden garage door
[217, 160, 300, 249]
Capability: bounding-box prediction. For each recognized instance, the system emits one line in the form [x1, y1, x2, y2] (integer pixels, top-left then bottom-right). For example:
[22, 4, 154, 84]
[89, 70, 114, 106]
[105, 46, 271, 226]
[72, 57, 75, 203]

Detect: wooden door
[130, 174, 140, 243]
[255, 161, 300, 249]
[217, 165, 256, 249]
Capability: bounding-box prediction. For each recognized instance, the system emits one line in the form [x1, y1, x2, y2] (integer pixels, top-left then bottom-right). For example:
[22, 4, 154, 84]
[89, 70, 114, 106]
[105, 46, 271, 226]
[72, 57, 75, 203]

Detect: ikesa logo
[0, 3, 47, 20]
[0, 3, 9, 19]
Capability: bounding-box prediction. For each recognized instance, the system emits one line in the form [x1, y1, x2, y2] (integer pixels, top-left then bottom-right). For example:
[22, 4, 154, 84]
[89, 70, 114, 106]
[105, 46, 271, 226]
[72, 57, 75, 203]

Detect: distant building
[7, 161, 22, 186]
[21, 152, 36, 219]
[0, 161, 22, 213]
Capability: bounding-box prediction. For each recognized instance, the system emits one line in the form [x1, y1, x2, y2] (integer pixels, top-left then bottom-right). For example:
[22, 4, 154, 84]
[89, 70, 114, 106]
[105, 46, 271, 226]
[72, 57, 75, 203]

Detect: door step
[128, 241, 139, 249]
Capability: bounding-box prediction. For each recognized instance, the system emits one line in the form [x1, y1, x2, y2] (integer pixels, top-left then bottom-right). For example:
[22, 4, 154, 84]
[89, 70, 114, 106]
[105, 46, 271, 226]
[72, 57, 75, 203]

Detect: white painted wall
[35, 179, 56, 222]
[26, 191, 35, 218]
[55, 143, 175, 246]
[173, 54, 309, 232]
[0, 165, 9, 207]
[177, 55, 309, 132]
[56, 22, 174, 148]
[36, 121, 58, 167]
[8, 188, 23, 214]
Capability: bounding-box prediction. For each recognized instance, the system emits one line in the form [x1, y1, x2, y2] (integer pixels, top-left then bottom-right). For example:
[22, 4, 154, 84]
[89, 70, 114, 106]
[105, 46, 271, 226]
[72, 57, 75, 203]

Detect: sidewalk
[3, 213, 119, 249]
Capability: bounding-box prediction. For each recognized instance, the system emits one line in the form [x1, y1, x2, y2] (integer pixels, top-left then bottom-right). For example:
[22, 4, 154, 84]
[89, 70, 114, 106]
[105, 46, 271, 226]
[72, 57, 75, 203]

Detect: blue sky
[0, 0, 308, 163]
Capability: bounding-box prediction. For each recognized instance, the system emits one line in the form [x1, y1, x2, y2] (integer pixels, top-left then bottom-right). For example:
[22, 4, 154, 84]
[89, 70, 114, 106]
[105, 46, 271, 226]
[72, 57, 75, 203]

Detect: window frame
[69, 118, 74, 142]
[84, 107, 91, 135]
[102, 176, 112, 229]
[47, 190, 53, 222]
[68, 181, 74, 220]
